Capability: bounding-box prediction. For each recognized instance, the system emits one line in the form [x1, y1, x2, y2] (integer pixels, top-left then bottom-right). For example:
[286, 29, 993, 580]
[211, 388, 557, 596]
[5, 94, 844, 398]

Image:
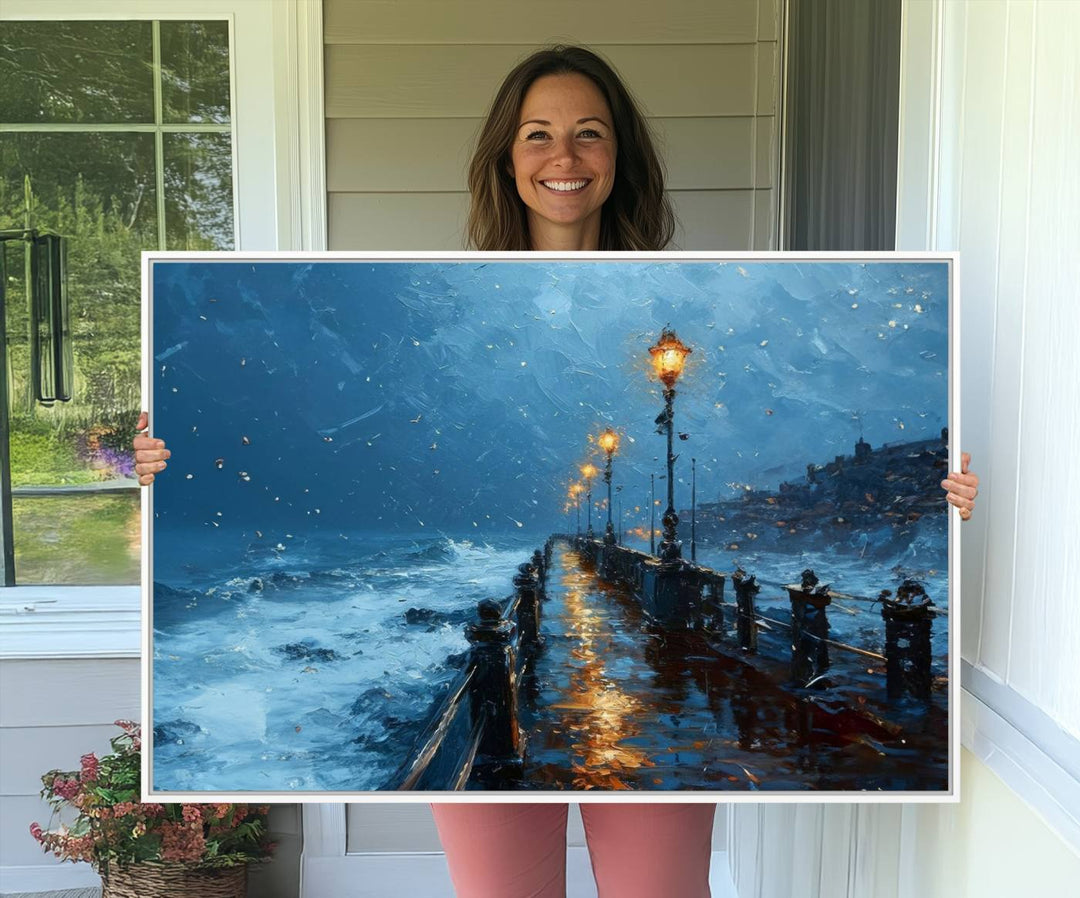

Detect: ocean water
[152, 532, 539, 791]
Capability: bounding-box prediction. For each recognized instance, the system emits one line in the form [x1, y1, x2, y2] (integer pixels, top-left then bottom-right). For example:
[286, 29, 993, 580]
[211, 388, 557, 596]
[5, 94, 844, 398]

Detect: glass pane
[0, 21, 154, 124]
[160, 20, 232, 124]
[2, 132, 151, 585]
[163, 132, 235, 249]
[12, 493, 140, 585]
[1, 131, 155, 454]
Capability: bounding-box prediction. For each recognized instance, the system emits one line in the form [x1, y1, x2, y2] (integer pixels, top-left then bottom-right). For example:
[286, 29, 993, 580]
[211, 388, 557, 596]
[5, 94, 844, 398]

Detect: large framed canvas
[142, 251, 959, 801]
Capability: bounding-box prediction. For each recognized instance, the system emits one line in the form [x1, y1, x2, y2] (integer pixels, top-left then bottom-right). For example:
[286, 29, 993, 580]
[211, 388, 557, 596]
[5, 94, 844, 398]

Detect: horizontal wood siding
[324, 0, 761, 45]
[329, 191, 467, 250]
[0, 723, 128, 796]
[0, 659, 139, 729]
[325, 0, 781, 251]
[327, 116, 770, 192]
[326, 44, 761, 119]
[0, 658, 139, 869]
[328, 188, 760, 251]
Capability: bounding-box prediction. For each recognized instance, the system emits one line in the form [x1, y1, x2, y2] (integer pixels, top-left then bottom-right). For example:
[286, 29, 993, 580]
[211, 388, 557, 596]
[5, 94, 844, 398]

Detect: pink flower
[181, 805, 202, 824]
[52, 777, 80, 801]
[160, 821, 206, 863]
[29, 822, 43, 842]
[80, 753, 100, 782]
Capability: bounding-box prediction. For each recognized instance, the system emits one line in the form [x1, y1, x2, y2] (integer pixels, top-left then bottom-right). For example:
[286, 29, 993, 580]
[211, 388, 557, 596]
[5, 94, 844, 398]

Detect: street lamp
[648, 326, 692, 564]
[598, 428, 620, 546]
[580, 463, 598, 540]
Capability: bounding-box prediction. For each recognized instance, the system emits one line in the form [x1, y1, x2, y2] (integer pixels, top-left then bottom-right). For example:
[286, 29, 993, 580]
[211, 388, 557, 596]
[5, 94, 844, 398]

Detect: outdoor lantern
[648, 326, 692, 387]
[580, 463, 598, 481]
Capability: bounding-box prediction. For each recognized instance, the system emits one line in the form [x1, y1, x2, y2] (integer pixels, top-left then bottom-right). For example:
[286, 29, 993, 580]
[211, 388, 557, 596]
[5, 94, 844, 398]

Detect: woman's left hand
[941, 451, 979, 521]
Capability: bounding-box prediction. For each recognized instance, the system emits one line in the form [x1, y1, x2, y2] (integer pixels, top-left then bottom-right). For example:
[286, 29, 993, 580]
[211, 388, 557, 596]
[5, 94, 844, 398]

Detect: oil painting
[146, 254, 955, 797]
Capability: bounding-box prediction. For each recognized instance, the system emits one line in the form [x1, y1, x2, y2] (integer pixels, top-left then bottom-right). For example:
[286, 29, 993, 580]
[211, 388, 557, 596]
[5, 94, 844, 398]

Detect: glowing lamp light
[580, 463, 598, 481]
[598, 429, 620, 455]
[649, 327, 692, 386]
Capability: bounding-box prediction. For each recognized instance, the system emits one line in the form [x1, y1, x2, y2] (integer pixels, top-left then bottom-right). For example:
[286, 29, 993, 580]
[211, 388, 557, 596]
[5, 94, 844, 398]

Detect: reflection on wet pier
[517, 543, 946, 792]
[388, 538, 948, 793]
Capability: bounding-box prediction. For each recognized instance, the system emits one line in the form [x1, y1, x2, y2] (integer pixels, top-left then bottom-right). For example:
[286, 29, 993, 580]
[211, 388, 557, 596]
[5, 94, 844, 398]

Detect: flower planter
[101, 862, 247, 898]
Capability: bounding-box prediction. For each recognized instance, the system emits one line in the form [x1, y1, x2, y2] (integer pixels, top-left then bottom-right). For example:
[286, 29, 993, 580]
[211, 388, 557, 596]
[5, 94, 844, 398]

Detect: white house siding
[323, 0, 782, 251]
[0, 658, 139, 894]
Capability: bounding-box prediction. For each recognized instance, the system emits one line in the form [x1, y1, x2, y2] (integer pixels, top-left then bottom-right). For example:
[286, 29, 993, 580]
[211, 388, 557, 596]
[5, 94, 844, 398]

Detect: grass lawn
[13, 492, 140, 585]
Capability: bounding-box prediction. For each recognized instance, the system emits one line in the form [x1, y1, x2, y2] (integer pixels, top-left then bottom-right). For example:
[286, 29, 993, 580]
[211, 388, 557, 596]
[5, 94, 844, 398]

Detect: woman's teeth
[542, 180, 588, 191]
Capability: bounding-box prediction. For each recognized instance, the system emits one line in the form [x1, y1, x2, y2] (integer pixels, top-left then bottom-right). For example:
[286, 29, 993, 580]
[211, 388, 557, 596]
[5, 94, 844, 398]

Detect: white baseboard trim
[301, 848, 737, 897]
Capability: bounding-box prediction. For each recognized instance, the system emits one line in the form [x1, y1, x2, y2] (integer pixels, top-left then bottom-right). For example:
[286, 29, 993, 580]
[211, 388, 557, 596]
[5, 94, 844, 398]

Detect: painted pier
[385, 536, 946, 792]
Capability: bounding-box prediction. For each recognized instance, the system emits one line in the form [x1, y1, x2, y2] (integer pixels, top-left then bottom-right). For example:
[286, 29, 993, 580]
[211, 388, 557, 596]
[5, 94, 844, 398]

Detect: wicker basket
[100, 862, 247, 898]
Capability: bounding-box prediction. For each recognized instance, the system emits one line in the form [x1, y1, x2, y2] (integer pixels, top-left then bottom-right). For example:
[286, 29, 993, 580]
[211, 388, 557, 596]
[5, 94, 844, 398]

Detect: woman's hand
[941, 451, 979, 521]
[133, 411, 170, 486]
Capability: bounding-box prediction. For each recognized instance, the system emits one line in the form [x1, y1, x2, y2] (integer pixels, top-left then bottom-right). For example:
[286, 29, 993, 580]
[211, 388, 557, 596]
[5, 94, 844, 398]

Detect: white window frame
[0, 0, 326, 660]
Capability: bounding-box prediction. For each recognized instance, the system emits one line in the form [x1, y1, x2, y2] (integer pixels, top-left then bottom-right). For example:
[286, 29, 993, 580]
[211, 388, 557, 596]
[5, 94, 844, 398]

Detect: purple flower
[94, 446, 136, 479]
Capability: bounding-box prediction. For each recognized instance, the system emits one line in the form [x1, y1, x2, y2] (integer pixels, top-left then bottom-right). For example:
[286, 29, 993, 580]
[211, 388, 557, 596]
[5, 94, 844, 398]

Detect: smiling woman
[508, 73, 617, 250]
[466, 45, 675, 252]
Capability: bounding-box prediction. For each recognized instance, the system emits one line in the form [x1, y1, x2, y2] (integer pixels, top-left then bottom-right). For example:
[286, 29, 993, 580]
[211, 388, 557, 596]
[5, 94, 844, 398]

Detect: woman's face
[509, 73, 617, 248]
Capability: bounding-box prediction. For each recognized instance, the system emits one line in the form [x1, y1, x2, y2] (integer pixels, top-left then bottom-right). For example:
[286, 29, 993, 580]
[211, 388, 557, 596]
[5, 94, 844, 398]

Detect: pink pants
[430, 802, 716, 898]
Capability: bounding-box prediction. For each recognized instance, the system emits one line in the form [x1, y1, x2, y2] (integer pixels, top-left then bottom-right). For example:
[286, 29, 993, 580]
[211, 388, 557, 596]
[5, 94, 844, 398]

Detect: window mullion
[152, 19, 167, 252]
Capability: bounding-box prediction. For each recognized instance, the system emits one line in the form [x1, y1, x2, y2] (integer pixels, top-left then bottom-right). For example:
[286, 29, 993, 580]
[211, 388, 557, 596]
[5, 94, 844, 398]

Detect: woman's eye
[579, 129, 602, 138]
[525, 130, 550, 140]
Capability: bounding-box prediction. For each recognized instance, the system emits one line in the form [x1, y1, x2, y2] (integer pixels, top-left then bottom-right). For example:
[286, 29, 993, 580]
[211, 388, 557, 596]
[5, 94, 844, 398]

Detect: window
[1, 18, 234, 585]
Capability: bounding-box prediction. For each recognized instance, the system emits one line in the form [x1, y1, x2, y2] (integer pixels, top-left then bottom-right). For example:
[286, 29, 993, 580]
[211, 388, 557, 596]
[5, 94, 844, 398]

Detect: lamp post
[648, 326, 692, 564]
[569, 482, 584, 535]
[617, 489, 623, 545]
[580, 463, 598, 540]
[691, 457, 697, 563]
[598, 429, 620, 546]
[649, 473, 655, 555]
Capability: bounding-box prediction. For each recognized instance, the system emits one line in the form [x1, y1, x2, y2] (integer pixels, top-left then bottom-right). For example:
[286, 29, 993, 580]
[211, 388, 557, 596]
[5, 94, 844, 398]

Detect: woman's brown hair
[466, 46, 676, 251]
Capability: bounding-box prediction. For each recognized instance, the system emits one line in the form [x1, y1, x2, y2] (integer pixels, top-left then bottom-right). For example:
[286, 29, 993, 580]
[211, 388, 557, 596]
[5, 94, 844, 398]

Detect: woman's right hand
[133, 411, 170, 486]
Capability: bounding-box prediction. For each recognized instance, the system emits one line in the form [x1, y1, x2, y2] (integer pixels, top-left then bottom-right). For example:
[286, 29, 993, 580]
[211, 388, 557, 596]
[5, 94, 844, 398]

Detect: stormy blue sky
[152, 259, 949, 537]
